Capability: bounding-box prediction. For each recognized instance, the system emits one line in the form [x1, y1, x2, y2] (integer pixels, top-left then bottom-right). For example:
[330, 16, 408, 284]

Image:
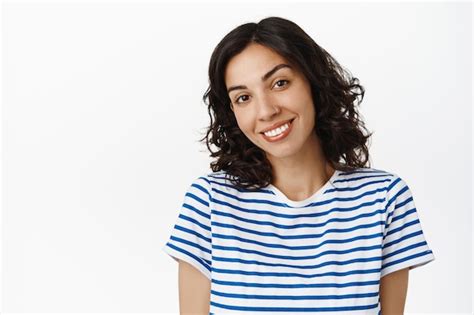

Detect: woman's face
[224, 43, 319, 160]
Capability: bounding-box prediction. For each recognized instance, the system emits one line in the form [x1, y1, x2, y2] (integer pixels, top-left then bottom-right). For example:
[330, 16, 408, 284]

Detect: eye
[235, 94, 250, 104]
[274, 79, 289, 88]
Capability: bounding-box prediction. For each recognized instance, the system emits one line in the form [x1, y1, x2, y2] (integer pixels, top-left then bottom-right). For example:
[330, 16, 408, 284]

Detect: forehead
[224, 43, 291, 86]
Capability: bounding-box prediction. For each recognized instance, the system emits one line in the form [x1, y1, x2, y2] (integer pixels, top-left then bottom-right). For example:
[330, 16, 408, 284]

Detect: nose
[255, 91, 280, 121]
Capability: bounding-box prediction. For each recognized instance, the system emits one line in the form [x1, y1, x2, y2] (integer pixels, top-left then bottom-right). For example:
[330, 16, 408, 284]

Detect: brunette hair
[199, 16, 373, 190]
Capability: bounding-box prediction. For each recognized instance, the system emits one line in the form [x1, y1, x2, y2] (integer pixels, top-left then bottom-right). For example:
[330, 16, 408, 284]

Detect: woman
[163, 16, 435, 314]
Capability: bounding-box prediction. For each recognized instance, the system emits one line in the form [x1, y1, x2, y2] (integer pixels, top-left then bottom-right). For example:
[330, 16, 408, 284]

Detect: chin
[263, 146, 301, 160]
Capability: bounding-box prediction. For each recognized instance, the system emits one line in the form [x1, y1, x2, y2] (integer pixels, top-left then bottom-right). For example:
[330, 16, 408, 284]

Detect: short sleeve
[162, 175, 212, 280]
[381, 174, 435, 278]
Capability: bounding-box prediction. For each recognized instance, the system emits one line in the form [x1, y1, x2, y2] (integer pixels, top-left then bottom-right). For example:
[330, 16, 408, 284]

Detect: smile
[261, 119, 294, 142]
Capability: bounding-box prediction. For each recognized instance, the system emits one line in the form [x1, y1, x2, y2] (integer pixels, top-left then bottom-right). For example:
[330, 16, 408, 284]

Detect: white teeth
[264, 122, 290, 137]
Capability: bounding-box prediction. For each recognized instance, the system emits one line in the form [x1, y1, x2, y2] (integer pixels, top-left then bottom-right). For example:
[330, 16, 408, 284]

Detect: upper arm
[178, 259, 211, 315]
[380, 174, 435, 278]
[379, 267, 409, 315]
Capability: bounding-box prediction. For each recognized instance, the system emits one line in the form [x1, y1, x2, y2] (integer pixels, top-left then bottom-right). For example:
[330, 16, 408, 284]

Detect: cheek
[235, 113, 253, 134]
[238, 121, 260, 143]
[284, 85, 312, 107]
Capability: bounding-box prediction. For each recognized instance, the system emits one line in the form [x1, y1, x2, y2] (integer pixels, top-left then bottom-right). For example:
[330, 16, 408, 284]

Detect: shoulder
[368, 168, 413, 199]
[205, 169, 242, 189]
[350, 167, 418, 215]
[337, 166, 398, 186]
[336, 167, 407, 202]
[202, 170, 266, 203]
[187, 170, 240, 197]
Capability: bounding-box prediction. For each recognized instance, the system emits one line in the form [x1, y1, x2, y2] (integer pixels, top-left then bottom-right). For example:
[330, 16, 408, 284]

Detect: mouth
[260, 118, 295, 135]
[260, 118, 295, 142]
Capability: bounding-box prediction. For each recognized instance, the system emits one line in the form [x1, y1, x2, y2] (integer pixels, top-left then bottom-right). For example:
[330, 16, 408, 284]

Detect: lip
[261, 118, 294, 143]
[260, 118, 295, 134]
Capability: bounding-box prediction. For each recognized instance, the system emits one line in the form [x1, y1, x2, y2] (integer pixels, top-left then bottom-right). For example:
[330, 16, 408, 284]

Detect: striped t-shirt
[163, 167, 435, 314]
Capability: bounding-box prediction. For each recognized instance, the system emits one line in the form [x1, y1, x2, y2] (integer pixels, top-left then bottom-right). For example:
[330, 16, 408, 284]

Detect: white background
[1, 1, 472, 314]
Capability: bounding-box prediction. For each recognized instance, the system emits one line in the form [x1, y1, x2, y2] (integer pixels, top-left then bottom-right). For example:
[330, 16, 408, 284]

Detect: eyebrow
[226, 63, 292, 94]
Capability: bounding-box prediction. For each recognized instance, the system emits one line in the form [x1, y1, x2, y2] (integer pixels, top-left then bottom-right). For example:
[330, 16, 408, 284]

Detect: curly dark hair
[199, 16, 373, 191]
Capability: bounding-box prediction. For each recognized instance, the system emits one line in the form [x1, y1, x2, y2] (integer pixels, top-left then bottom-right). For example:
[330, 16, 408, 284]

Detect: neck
[267, 133, 334, 201]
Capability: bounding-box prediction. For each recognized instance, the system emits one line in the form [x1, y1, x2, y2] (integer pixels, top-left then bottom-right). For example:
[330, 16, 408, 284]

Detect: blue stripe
[382, 249, 433, 269]
[166, 242, 211, 271]
[184, 190, 209, 208]
[386, 219, 420, 237]
[179, 213, 211, 231]
[174, 224, 211, 243]
[198, 176, 211, 185]
[211, 196, 386, 219]
[212, 231, 383, 251]
[325, 178, 391, 193]
[170, 235, 211, 254]
[211, 289, 379, 300]
[335, 173, 393, 183]
[395, 195, 413, 209]
[210, 301, 379, 312]
[211, 267, 381, 278]
[385, 177, 405, 209]
[208, 178, 268, 194]
[182, 202, 210, 220]
[212, 243, 382, 261]
[382, 241, 428, 260]
[385, 195, 413, 223]
[211, 207, 386, 229]
[212, 185, 387, 209]
[391, 207, 417, 223]
[211, 220, 384, 240]
[191, 181, 210, 194]
[212, 255, 382, 269]
[211, 278, 380, 288]
[383, 229, 423, 248]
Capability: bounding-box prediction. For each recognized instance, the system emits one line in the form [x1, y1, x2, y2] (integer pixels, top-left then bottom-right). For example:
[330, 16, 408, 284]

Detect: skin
[178, 259, 211, 314]
[225, 42, 334, 201]
[379, 267, 409, 314]
[178, 42, 409, 313]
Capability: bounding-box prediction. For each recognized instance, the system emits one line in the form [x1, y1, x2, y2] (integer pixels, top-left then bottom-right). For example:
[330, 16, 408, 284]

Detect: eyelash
[234, 79, 289, 104]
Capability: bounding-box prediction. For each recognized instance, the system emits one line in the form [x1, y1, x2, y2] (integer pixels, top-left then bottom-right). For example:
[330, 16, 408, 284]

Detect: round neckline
[267, 169, 340, 207]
